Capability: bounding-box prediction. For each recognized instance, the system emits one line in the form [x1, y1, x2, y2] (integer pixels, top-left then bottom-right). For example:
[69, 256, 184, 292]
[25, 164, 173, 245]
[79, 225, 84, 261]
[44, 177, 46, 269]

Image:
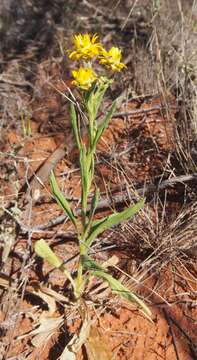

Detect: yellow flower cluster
[69, 34, 102, 61]
[100, 47, 125, 72]
[67, 33, 126, 90]
[72, 67, 97, 91]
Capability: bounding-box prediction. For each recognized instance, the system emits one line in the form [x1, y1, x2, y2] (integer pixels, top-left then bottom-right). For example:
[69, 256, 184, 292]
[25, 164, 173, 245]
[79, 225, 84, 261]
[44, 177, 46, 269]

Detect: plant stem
[76, 109, 96, 297]
[75, 240, 86, 298]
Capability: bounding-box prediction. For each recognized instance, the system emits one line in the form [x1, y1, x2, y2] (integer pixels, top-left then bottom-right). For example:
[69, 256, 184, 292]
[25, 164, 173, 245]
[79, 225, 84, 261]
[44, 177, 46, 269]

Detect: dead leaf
[31, 316, 64, 347]
[102, 255, 119, 269]
[60, 301, 91, 360]
[38, 285, 70, 303]
[17, 315, 64, 347]
[0, 229, 15, 263]
[85, 327, 114, 360]
[34, 289, 56, 316]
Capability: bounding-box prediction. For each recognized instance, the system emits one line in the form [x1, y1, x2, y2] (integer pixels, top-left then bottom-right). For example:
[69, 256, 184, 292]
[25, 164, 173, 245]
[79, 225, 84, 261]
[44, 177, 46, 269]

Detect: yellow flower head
[72, 67, 97, 90]
[99, 47, 126, 72]
[69, 33, 102, 61]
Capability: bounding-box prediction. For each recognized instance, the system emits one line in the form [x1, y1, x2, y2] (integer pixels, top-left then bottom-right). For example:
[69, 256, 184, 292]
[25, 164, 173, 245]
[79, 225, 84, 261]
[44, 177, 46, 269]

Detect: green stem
[75, 240, 86, 298]
[77, 153, 95, 297]
[75, 102, 97, 298]
[81, 150, 93, 226]
[59, 264, 77, 297]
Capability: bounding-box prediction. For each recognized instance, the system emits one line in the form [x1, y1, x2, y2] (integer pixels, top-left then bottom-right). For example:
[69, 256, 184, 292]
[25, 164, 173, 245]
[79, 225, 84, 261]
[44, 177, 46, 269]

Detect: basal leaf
[86, 199, 145, 247]
[82, 255, 151, 319]
[35, 239, 76, 292]
[35, 239, 63, 268]
[93, 270, 151, 319]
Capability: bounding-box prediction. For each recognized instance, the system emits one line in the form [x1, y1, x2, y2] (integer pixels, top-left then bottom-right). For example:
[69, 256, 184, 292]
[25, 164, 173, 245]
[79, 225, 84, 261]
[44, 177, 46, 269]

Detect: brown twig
[112, 105, 178, 118]
[163, 309, 181, 360]
[0, 74, 34, 88]
[163, 309, 197, 359]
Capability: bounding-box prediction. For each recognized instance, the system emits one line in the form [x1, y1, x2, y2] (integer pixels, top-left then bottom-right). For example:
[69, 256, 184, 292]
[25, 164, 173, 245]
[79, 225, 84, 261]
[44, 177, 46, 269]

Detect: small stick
[163, 309, 197, 359]
[112, 105, 178, 118]
[163, 309, 181, 360]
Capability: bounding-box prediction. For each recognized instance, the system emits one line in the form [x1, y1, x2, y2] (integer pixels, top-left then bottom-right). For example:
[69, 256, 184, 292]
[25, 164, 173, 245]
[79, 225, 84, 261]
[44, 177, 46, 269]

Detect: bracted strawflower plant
[35, 33, 151, 357]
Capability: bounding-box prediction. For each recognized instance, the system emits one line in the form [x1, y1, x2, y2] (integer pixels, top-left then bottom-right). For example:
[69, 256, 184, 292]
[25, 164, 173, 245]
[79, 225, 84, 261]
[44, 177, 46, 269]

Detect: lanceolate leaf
[92, 101, 116, 149]
[35, 239, 76, 292]
[80, 145, 88, 202]
[50, 171, 77, 229]
[92, 81, 110, 119]
[93, 270, 151, 318]
[35, 239, 63, 268]
[81, 255, 103, 272]
[86, 199, 145, 247]
[70, 103, 81, 151]
[82, 255, 151, 319]
[89, 188, 100, 219]
[86, 80, 110, 121]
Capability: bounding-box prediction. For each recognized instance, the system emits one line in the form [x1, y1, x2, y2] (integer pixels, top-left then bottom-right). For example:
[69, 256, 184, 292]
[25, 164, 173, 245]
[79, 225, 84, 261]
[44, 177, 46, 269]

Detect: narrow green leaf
[81, 254, 103, 271]
[35, 239, 63, 268]
[35, 239, 76, 292]
[92, 101, 116, 149]
[80, 147, 94, 211]
[80, 145, 88, 198]
[90, 188, 100, 217]
[93, 270, 151, 318]
[82, 255, 151, 319]
[86, 199, 145, 247]
[83, 187, 100, 240]
[84, 83, 97, 118]
[70, 103, 81, 151]
[50, 171, 77, 228]
[86, 80, 110, 121]
[92, 81, 109, 119]
[84, 151, 93, 194]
